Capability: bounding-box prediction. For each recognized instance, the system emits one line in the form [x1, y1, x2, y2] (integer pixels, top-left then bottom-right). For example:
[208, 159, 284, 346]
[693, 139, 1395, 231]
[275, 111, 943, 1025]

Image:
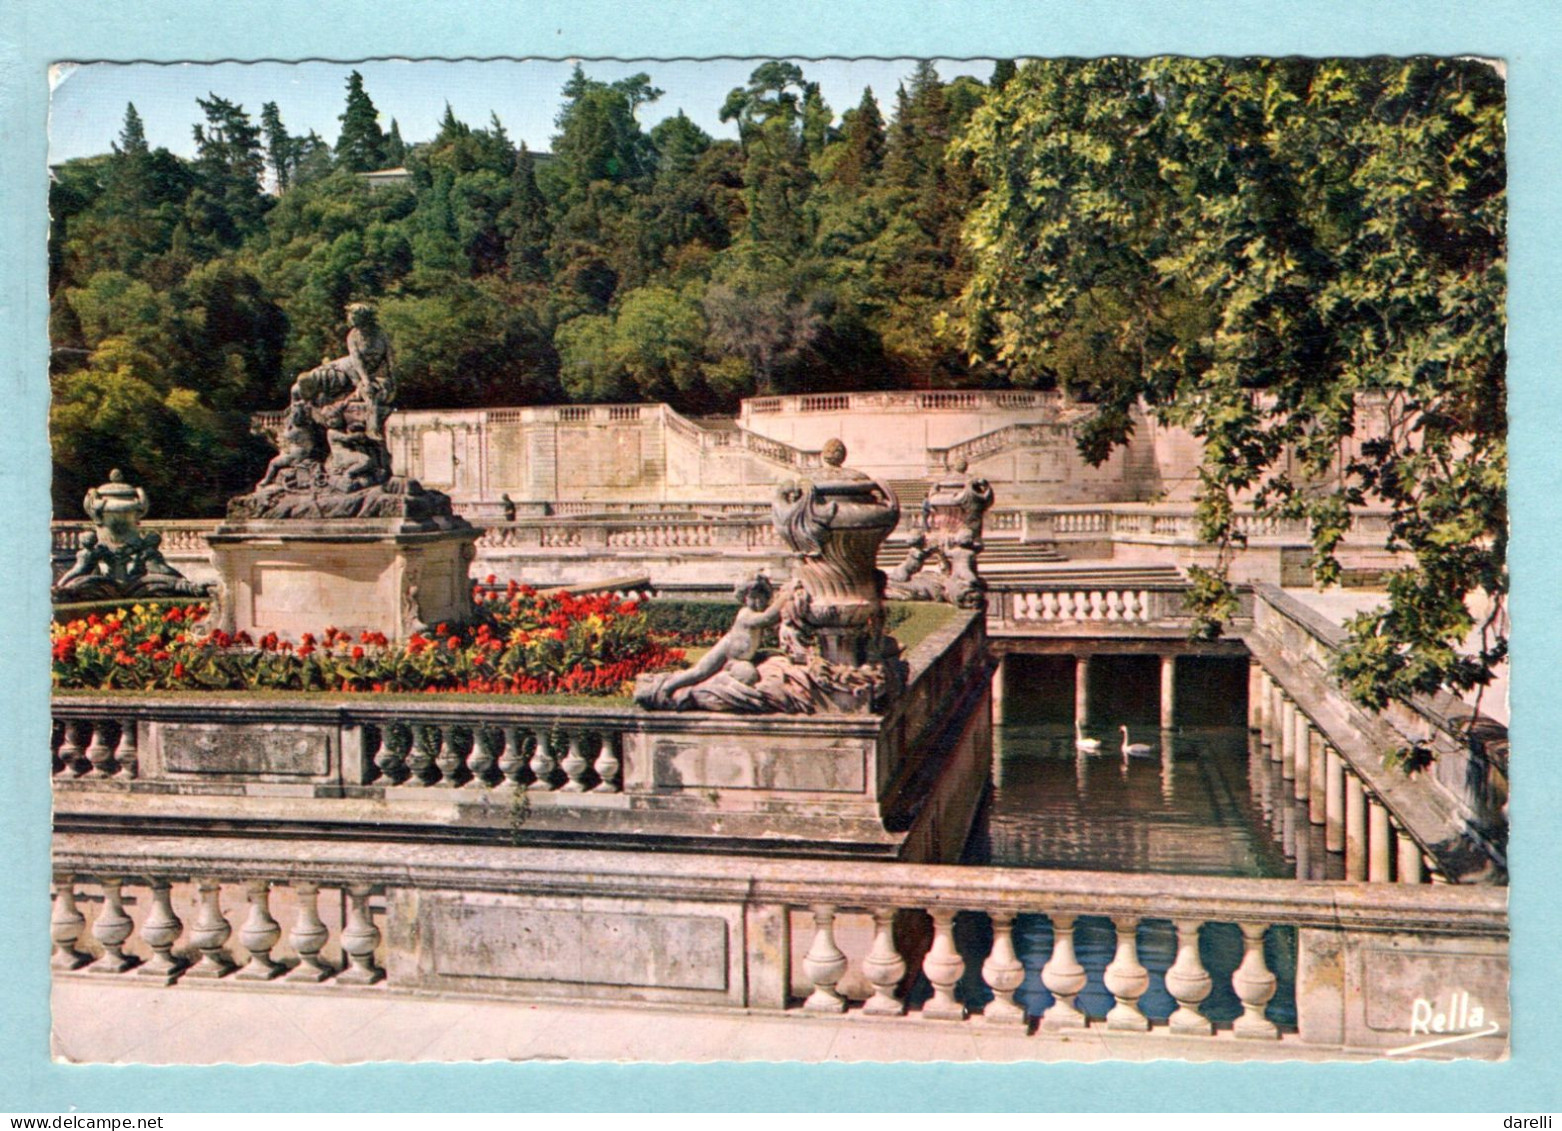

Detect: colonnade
[1248, 663, 1439, 884]
[991, 653, 1183, 730]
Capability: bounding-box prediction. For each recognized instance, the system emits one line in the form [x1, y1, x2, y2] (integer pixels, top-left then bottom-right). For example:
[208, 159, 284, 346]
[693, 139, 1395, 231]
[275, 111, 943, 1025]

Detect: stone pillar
[1269, 680, 1284, 762]
[1248, 663, 1264, 733]
[1280, 697, 1297, 780]
[1159, 655, 1176, 730]
[1309, 731, 1328, 825]
[1074, 655, 1090, 726]
[990, 655, 1007, 726]
[1368, 796, 1392, 883]
[1292, 714, 1311, 802]
[1324, 746, 1345, 853]
[1344, 772, 1367, 881]
[1395, 823, 1426, 884]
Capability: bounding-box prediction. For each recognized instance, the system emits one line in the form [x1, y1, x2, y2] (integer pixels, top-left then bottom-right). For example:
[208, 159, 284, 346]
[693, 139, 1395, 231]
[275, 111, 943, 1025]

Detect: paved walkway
[52, 979, 1380, 1065]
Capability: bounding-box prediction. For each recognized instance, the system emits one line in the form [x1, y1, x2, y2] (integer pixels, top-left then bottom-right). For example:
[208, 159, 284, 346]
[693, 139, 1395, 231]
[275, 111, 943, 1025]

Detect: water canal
[937, 651, 1324, 1029]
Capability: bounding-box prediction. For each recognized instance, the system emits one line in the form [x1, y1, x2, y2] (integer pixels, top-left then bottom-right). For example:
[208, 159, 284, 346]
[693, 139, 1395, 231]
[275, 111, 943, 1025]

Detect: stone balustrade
[49, 504, 1395, 570]
[988, 583, 1253, 634]
[50, 833, 1508, 1056]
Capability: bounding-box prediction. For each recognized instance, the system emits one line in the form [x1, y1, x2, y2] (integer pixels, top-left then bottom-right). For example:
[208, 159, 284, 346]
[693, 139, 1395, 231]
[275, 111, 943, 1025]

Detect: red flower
[445, 637, 461, 652]
[301, 633, 316, 646]
[173, 662, 186, 679]
[297, 642, 316, 657]
[351, 645, 365, 660]
[152, 650, 170, 662]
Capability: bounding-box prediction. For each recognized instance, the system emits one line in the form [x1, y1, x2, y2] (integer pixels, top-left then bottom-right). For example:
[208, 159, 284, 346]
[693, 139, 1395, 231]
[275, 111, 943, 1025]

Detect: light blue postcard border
[3, 0, 1558, 1112]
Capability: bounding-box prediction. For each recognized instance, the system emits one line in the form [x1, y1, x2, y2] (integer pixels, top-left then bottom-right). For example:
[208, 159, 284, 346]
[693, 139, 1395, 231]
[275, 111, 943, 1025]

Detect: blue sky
[47, 57, 1000, 165]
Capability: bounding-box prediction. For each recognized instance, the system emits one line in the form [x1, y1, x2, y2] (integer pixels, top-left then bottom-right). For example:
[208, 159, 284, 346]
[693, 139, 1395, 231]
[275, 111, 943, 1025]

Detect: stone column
[1324, 746, 1345, 853]
[801, 905, 848, 1013]
[1074, 656, 1090, 726]
[1159, 655, 1176, 730]
[1309, 730, 1328, 825]
[1280, 697, 1297, 780]
[1248, 663, 1265, 733]
[1269, 680, 1285, 762]
[990, 655, 1007, 726]
[1344, 772, 1367, 881]
[1368, 796, 1392, 883]
[1292, 713, 1311, 802]
[1395, 823, 1425, 884]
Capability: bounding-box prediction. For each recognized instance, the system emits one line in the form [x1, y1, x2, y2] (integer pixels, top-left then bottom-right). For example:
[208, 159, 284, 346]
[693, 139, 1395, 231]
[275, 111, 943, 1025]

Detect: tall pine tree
[335, 70, 386, 172]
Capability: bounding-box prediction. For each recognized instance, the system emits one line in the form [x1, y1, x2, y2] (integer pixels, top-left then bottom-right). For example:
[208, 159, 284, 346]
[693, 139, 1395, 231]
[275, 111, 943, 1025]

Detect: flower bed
[51, 579, 684, 696]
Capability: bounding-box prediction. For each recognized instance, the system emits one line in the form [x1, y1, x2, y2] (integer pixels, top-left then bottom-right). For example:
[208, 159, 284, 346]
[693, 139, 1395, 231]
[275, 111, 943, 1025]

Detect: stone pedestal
[206, 518, 480, 642]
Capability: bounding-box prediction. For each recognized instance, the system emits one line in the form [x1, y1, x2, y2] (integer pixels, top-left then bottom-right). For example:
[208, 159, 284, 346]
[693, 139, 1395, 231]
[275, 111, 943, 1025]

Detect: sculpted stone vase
[773, 440, 900, 666]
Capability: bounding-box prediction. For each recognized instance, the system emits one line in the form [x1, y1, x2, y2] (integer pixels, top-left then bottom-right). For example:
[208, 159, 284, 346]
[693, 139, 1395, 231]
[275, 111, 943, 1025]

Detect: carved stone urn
[772, 439, 900, 666]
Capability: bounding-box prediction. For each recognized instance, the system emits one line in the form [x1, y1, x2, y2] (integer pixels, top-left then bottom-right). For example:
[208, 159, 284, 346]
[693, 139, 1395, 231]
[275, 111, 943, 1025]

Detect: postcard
[39, 51, 1510, 1074]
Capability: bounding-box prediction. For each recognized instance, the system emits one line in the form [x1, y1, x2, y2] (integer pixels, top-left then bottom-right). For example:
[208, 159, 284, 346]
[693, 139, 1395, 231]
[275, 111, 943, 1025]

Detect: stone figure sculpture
[227, 303, 457, 523]
[638, 440, 903, 715]
[886, 457, 994, 610]
[52, 470, 209, 601]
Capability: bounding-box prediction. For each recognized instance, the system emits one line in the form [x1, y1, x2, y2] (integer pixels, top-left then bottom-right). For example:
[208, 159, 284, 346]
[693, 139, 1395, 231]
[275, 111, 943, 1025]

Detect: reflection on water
[969, 721, 1330, 879]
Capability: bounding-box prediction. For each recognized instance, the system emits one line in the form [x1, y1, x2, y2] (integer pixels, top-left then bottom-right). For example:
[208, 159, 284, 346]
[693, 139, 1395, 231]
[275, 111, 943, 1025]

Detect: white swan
[1120, 725, 1155, 760]
[1074, 720, 1102, 753]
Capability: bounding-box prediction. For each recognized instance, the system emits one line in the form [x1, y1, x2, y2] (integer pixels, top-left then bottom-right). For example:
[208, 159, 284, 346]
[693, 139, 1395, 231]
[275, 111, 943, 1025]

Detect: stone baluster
[374, 725, 409, 785]
[84, 721, 115, 778]
[1040, 912, 1089, 1030]
[1231, 923, 1279, 1039]
[337, 885, 385, 985]
[88, 877, 137, 974]
[1102, 916, 1150, 1031]
[408, 726, 440, 786]
[979, 910, 1026, 1025]
[1344, 771, 1367, 880]
[530, 727, 559, 790]
[115, 718, 139, 778]
[1089, 591, 1106, 620]
[801, 905, 848, 1012]
[434, 724, 462, 787]
[185, 878, 236, 978]
[57, 718, 87, 771]
[1104, 591, 1122, 621]
[50, 879, 92, 970]
[1137, 590, 1152, 622]
[1164, 919, 1213, 1035]
[921, 909, 966, 1020]
[559, 731, 590, 792]
[235, 879, 286, 980]
[592, 732, 622, 793]
[497, 726, 526, 787]
[860, 907, 906, 1016]
[1325, 746, 1346, 853]
[135, 879, 185, 984]
[1368, 795, 1393, 882]
[286, 881, 337, 982]
[467, 728, 497, 787]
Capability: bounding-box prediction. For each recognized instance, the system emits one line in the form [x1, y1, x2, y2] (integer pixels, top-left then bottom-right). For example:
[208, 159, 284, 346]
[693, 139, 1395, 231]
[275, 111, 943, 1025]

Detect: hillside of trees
[49, 61, 995, 516]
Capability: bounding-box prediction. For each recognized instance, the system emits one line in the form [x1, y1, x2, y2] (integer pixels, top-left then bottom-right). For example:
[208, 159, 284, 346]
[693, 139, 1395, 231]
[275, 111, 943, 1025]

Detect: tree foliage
[958, 57, 1506, 709]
